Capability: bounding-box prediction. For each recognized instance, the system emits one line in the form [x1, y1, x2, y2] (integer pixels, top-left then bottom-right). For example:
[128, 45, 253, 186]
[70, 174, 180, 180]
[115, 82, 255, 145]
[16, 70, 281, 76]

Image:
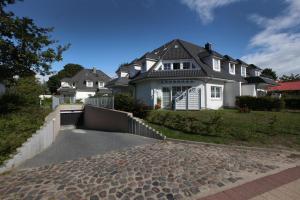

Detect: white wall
[241, 84, 257, 96]
[75, 91, 96, 101]
[146, 60, 156, 71]
[0, 106, 61, 174]
[223, 82, 241, 107]
[206, 83, 224, 109]
[135, 81, 153, 107]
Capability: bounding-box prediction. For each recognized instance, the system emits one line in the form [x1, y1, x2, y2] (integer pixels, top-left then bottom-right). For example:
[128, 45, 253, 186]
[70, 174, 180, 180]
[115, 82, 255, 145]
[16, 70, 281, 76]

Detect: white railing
[175, 87, 201, 110]
[85, 96, 114, 109]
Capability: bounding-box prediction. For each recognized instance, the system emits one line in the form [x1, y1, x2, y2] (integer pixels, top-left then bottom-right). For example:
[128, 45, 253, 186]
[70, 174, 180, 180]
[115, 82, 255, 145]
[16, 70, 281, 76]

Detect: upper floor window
[183, 62, 190, 69]
[255, 71, 261, 76]
[229, 63, 235, 75]
[163, 63, 171, 70]
[241, 66, 247, 77]
[98, 81, 104, 88]
[213, 58, 221, 71]
[173, 63, 180, 70]
[211, 86, 222, 99]
[86, 81, 93, 87]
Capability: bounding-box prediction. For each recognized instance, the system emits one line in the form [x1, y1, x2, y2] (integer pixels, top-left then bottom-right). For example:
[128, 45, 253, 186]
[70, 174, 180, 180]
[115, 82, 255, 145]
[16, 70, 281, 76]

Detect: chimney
[205, 43, 212, 51]
[93, 67, 96, 74]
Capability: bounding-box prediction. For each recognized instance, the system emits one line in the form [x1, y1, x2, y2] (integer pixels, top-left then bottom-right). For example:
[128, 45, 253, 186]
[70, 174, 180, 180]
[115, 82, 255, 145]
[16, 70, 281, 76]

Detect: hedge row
[236, 96, 285, 111]
[284, 98, 300, 109]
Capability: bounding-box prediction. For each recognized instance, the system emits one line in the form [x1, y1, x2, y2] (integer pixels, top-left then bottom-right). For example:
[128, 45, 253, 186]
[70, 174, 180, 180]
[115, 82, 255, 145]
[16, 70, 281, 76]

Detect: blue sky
[7, 0, 300, 80]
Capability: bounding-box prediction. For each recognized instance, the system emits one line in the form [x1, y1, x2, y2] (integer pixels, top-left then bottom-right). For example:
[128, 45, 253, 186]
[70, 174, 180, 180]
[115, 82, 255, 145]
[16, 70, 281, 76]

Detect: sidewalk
[199, 166, 300, 200]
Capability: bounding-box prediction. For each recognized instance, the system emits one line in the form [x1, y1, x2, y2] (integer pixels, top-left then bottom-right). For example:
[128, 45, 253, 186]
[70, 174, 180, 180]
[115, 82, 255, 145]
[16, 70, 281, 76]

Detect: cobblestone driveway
[0, 141, 299, 200]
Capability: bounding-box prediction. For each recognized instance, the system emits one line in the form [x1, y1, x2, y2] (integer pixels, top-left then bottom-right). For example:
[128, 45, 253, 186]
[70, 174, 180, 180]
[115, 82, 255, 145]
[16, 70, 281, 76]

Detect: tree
[280, 73, 300, 82]
[47, 63, 83, 94]
[261, 68, 278, 80]
[0, 0, 70, 82]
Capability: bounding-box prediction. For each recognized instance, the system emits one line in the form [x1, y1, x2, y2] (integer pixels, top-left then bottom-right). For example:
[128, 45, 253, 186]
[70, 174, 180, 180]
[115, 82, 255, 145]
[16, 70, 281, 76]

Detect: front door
[162, 87, 171, 109]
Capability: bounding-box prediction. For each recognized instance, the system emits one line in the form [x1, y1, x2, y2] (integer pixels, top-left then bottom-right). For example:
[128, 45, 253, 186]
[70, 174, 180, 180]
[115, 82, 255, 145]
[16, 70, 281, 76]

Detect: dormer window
[98, 81, 104, 88]
[86, 81, 93, 87]
[173, 63, 180, 70]
[229, 63, 235, 75]
[241, 66, 247, 77]
[213, 58, 221, 72]
[183, 62, 190, 69]
[255, 71, 261, 76]
[163, 63, 171, 70]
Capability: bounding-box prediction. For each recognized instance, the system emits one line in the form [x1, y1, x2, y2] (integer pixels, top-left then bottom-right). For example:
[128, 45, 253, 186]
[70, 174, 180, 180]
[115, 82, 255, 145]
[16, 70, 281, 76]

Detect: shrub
[114, 94, 149, 118]
[0, 92, 25, 114]
[284, 98, 300, 109]
[236, 96, 285, 111]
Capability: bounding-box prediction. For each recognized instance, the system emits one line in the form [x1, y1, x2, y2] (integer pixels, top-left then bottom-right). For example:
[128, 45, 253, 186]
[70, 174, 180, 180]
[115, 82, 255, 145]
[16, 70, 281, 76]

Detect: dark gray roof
[61, 68, 111, 92]
[245, 76, 277, 85]
[248, 64, 262, 70]
[130, 39, 248, 83]
[223, 55, 237, 63]
[105, 77, 129, 88]
[131, 69, 206, 82]
[237, 59, 248, 66]
[116, 64, 131, 73]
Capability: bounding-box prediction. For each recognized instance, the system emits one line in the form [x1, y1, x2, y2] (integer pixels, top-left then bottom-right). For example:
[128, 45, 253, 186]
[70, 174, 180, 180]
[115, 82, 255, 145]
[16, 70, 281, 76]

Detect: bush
[236, 96, 285, 111]
[114, 94, 149, 118]
[284, 98, 300, 109]
[0, 92, 26, 114]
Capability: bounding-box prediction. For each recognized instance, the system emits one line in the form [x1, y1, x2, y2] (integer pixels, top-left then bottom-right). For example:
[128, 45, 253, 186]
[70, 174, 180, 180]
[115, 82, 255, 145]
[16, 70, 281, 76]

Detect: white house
[58, 68, 111, 101]
[123, 39, 276, 110]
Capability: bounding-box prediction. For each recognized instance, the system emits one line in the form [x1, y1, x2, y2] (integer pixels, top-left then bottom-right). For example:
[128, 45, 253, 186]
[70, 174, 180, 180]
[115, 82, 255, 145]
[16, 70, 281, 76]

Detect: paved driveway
[20, 127, 157, 168]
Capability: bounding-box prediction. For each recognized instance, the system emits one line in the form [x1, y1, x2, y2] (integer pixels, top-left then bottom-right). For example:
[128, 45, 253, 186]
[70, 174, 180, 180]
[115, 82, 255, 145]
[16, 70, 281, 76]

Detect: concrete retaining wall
[84, 105, 165, 140]
[0, 107, 61, 173]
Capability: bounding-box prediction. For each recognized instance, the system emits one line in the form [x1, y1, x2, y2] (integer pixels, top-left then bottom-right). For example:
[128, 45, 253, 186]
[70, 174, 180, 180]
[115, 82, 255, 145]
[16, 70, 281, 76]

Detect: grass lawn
[0, 107, 51, 166]
[146, 109, 300, 151]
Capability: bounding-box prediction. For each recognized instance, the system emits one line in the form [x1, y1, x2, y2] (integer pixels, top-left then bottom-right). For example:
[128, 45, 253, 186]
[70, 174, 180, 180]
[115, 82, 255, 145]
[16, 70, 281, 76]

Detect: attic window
[154, 51, 159, 55]
[213, 58, 221, 72]
[174, 45, 179, 48]
[86, 81, 93, 87]
[163, 48, 167, 51]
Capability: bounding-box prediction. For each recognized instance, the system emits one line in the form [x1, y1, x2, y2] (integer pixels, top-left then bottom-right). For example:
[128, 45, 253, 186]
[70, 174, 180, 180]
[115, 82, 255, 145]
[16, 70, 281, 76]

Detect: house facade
[105, 64, 132, 94]
[58, 68, 111, 101]
[124, 39, 276, 110]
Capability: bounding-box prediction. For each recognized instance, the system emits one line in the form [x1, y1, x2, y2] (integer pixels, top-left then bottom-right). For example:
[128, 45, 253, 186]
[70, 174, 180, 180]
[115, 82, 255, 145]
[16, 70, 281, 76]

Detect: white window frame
[241, 66, 247, 77]
[211, 86, 222, 99]
[255, 70, 261, 76]
[229, 63, 235, 75]
[98, 81, 104, 88]
[86, 81, 93, 87]
[213, 58, 221, 72]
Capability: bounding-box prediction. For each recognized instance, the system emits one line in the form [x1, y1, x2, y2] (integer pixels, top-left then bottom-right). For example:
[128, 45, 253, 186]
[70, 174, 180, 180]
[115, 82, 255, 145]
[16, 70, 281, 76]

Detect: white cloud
[242, 0, 300, 75]
[180, 0, 241, 24]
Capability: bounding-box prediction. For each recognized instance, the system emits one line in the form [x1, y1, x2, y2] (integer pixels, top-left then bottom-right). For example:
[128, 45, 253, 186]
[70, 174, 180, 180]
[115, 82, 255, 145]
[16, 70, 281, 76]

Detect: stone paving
[0, 141, 299, 200]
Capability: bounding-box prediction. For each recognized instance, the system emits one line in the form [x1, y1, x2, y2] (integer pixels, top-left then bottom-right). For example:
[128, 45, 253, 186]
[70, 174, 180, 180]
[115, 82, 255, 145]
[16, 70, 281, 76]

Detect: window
[86, 81, 93, 87]
[173, 63, 180, 70]
[183, 62, 190, 69]
[211, 86, 222, 99]
[213, 58, 221, 71]
[98, 81, 104, 88]
[241, 66, 247, 77]
[163, 63, 171, 70]
[255, 71, 261, 76]
[229, 63, 235, 75]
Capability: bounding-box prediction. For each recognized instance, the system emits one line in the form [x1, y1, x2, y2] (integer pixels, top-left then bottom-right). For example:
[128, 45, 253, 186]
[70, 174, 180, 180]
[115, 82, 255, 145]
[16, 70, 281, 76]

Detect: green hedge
[284, 98, 300, 109]
[236, 96, 285, 111]
[114, 94, 149, 118]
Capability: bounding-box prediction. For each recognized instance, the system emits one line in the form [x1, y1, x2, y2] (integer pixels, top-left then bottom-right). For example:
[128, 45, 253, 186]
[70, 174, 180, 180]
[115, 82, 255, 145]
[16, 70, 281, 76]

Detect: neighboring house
[105, 63, 132, 94]
[0, 83, 5, 96]
[124, 39, 276, 110]
[58, 67, 111, 101]
[268, 80, 300, 97]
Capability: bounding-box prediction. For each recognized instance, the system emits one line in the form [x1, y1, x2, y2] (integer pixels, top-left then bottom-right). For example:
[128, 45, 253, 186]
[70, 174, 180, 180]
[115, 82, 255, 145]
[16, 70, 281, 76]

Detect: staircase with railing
[174, 87, 201, 110]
